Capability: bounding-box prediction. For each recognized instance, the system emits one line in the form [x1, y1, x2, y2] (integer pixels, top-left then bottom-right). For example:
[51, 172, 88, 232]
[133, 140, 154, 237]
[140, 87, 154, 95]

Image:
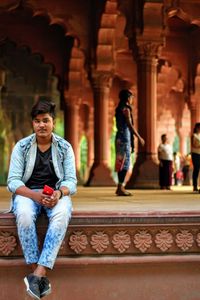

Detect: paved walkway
[0, 185, 199, 215]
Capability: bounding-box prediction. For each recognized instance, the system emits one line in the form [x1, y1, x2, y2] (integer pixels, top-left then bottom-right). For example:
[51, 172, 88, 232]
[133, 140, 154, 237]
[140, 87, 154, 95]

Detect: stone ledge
[2, 254, 200, 267]
[1, 212, 200, 257]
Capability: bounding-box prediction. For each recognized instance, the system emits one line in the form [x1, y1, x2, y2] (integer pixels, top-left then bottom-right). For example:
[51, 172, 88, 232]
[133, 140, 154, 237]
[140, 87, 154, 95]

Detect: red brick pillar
[127, 42, 161, 188]
[86, 72, 115, 186]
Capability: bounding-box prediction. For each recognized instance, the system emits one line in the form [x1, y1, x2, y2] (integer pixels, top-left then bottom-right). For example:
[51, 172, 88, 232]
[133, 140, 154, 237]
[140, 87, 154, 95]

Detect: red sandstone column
[87, 131, 94, 169]
[178, 128, 186, 155]
[190, 95, 200, 131]
[64, 94, 80, 173]
[86, 72, 115, 186]
[127, 42, 161, 188]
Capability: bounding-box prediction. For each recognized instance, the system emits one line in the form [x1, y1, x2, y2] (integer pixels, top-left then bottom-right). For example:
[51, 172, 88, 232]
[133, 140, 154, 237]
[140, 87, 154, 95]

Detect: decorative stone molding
[1, 214, 200, 257]
[196, 232, 200, 247]
[112, 231, 131, 253]
[155, 230, 173, 252]
[69, 231, 88, 254]
[175, 230, 194, 251]
[0, 231, 17, 256]
[133, 230, 152, 253]
[90, 231, 109, 253]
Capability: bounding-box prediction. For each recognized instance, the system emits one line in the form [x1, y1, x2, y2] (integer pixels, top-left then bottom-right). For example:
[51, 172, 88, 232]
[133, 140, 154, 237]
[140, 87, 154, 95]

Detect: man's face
[32, 113, 54, 138]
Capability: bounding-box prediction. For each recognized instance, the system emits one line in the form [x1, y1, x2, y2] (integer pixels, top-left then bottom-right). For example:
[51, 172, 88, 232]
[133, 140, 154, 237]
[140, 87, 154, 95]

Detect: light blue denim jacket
[7, 133, 77, 195]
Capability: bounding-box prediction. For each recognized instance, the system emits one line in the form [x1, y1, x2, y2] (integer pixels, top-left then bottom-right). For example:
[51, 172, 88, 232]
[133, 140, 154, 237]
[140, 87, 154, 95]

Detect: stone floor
[0, 185, 199, 215]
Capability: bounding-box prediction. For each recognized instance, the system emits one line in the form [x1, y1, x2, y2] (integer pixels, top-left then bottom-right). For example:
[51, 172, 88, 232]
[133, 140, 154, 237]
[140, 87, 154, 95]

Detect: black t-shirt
[26, 146, 58, 190]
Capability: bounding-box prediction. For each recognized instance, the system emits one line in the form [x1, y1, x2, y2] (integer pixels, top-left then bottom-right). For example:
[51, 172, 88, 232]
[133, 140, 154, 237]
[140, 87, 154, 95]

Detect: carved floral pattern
[134, 230, 152, 253]
[155, 230, 173, 252]
[90, 232, 109, 253]
[0, 231, 17, 255]
[69, 231, 88, 254]
[196, 232, 200, 247]
[175, 230, 194, 251]
[112, 231, 131, 253]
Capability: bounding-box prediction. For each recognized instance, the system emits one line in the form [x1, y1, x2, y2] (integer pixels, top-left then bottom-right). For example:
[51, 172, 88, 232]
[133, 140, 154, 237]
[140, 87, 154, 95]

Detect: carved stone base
[86, 163, 115, 186]
[126, 156, 159, 189]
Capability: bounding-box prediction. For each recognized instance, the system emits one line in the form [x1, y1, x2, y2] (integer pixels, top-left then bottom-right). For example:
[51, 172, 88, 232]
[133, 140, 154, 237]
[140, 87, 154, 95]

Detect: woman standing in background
[158, 134, 173, 190]
[115, 89, 145, 196]
[191, 122, 200, 192]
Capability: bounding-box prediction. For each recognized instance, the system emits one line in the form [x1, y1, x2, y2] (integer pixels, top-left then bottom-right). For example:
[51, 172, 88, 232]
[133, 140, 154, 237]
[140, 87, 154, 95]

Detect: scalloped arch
[0, 38, 56, 90]
[96, 0, 118, 71]
[157, 59, 184, 96]
[1, 0, 79, 40]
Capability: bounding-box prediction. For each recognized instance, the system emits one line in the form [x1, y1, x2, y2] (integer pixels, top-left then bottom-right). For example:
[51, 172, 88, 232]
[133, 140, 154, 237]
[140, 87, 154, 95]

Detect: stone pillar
[64, 94, 81, 177]
[86, 72, 115, 186]
[87, 131, 94, 169]
[190, 95, 200, 131]
[127, 42, 161, 188]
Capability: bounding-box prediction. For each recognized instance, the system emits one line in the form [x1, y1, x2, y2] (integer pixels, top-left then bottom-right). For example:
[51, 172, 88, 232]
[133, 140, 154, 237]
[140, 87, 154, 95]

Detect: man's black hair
[31, 96, 56, 119]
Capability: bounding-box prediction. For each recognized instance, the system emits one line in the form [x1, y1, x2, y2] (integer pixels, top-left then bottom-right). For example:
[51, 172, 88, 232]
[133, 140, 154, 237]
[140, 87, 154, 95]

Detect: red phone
[43, 185, 54, 196]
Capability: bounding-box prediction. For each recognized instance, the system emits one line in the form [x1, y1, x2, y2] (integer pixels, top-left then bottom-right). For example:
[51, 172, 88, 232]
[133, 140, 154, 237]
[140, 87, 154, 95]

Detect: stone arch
[96, 0, 118, 72]
[190, 63, 200, 130]
[194, 63, 200, 94]
[0, 39, 55, 91]
[157, 60, 185, 116]
[157, 110, 176, 149]
[157, 59, 187, 153]
[0, 3, 75, 92]
[0, 39, 57, 141]
[68, 38, 86, 94]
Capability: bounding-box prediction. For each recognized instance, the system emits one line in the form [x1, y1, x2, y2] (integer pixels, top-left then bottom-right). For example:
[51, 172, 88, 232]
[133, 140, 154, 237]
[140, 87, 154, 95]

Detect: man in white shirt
[158, 134, 173, 190]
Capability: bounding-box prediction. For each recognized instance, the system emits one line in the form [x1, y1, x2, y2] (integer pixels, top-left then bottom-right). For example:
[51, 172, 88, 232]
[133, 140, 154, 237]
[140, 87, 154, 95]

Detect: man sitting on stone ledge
[7, 97, 77, 299]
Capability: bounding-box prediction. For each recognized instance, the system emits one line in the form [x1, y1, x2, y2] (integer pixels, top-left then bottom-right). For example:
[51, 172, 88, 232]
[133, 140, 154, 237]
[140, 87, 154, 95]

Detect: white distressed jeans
[12, 194, 72, 269]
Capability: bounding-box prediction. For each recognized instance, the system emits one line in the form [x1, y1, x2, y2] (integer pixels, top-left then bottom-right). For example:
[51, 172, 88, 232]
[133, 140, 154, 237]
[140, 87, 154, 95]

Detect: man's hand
[41, 191, 60, 208]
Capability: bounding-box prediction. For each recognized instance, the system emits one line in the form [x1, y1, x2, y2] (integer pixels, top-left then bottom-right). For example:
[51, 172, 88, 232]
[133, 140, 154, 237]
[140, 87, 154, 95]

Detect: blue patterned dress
[115, 105, 134, 171]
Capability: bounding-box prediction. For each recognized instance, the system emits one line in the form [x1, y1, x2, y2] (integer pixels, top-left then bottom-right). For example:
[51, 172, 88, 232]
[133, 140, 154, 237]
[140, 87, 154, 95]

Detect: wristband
[59, 189, 64, 199]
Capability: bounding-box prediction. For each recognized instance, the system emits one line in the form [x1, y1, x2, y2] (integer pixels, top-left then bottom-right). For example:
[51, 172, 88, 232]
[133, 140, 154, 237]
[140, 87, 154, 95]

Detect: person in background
[173, 152, 182, 185]
[115, 89, 145, 196]
[191, 122, 200, 192]
[158, 134, 173, 190]
[182, 153, 192, 185]
[7, 97, 77, 299]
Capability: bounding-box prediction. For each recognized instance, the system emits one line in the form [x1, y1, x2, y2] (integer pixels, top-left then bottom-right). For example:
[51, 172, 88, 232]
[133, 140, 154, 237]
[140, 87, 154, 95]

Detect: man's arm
[7, 142, 27, 193]
[60, 144, 77, 195]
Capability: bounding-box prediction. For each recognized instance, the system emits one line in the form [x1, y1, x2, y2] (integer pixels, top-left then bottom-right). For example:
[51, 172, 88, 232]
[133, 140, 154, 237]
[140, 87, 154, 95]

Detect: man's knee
[51, 208, 71, 227]
[16, 210, 35, 227]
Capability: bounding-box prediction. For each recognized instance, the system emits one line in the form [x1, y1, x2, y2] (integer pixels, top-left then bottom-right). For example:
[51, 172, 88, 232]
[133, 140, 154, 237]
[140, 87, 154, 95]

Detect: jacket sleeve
[7, 142, 26, 193]
[60, 144, 77, 195]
